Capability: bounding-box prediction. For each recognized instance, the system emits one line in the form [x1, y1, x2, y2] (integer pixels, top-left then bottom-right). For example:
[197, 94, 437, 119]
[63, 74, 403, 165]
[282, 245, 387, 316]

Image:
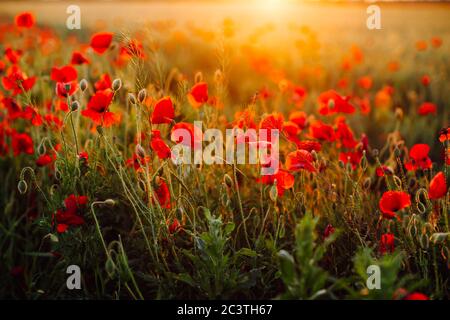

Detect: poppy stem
[69, 112, 80, 156]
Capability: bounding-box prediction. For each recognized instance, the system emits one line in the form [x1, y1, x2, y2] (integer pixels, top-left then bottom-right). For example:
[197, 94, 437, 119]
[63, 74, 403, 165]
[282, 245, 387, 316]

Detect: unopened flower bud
[372, 148, 379, 157]
[223, 174, 233, 189]
[18, 180, 27, 194]
[135, 144, 146, 158]
[128, 93, 137, 105]
[79, 79, 88, 92]
[71, 100, 80, 112]
[395, 107, 404, 121]
[104, 199, 116, 207]
[96, 125, 104, 135]
[138, 89, 147, 104]
[112, 78, 122, 91]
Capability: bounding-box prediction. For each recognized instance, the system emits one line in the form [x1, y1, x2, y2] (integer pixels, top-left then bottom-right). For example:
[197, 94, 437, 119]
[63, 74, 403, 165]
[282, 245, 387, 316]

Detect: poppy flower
[171, 122, 201, 149]
[153, 179, 171, 209]
[379, 191, 411, 219]
[339, 151, 362, 170]
[379, 233, 395, 254]
[282, 121, 301, 145]
[151, 97, 174, 124]
[150, 130, 171, 159]
[260, 112, 284, 132]
[51, 65, 77, 83]
[357, 76, 373, 90]
[309, 120, 335, 142]
[289, 85, 307, 107]
[323, 224, 335, 239]
[82, 89, 118, 126]
[187, 82, 208, 108]
[2, 65, 36, 95]
[418, 102, 437, 116]
[11, 132, 34, 156]
[94, 74, 112, 91]
[318, 90, 355, 115]
[126, 153, 151, 171]
[21, 106, 43, 126]
[376, 165, 393, 177]
[416, 40, 427, 51]
[90, 32, 113, 54]
[167, 218, 181, 234]
[233, 109, 256, 130]
[431, 37, 442, 48]
[421, 75, 431, 86]
[259, 168, 294, 196]
[289, 111, 307, 129]
[15, 12, 35, 28]
[71, 51, 90, 65]
[55, 194, 87, 233]
[405, 144, 432, 171]
[55, 82, 78, 98]
[403, 292, 429, 300]
[335, 118, 357, 149]
[286, 149, 316, 173]
[2, 97, 23, 120]
[36, 154, 53, 167]
[438, 127, 450, 143]
[4, 47, 22, 64]
[429, 171, 447, 200]
[297, 140, 321, 152]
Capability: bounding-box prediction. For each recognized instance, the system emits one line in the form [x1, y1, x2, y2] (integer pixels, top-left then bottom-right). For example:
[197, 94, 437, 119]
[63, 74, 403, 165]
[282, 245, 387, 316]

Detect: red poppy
[418, 102, 437, 116]
[55, 82, 78, 98]
[188, 82, 208, 108]
[289, 85, 307, 107]
[150, 130, 171, 159]
[405, 144, 432, 171]
[4, 47, 22, 64]
[335, 118, 357, 149]
[339, 151, 362, 170]
[171, 122, 201, 149]
[429, 171, 447, 200]
[51, 65, 77, 83]
[2, 97, 23, 120]
[151, 97, 175, 124]
[15, 12, 35, 28]
[285, 149, 316, 173]
[379, 191, 411, 219]
[21, 106, 43, 126]
[318, 90, 355, 115]
[259, 112, 284, 133]
[289, 111, 307, 129]
[90, 32, 113, 54]
[154, 179, 171, 209]
[126, 153, 151, 172]
[296, 140, 321, 152]
[259, 168, 294, 196]
[357, 76, 373, 90]
[431, 37, 442, 48]
[376, 165, 393, 177]
[403, 292, 429, 300]
[94, 74, 112, 91]
[71, 51, 90, 65]
[421, 75, 431, 86]
[2, 65, 36, 95]
[36, 154, 53, 167]
[233, 109, 256, 130]
[323, 224, 335, 239]
[282, 121, 301, 145]
[11, 132, 34, 156]
[379, 233, 395, 254]
[82, 89, 118, 126]
[309, 120, 335, 142]
[167, 218, 181, 234]
[55, 194, 88, 233]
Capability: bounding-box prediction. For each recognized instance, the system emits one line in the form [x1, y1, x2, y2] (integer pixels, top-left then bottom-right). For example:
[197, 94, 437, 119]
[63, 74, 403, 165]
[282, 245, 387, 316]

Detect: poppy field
[0, 2, 449, 300]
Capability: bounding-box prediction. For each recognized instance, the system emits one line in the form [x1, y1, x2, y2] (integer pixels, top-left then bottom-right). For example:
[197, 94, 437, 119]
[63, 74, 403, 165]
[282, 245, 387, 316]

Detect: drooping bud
[71, 100, 80, 112]
[128, 93, 137, 105]
[223, 174, 233, 189]
[137, 88, 147, 104]
[112, 78, 122, 91]
[395, 107, 404, 121]
[135, 144, 146, 158]
[372, 148, 379, 157]
[104, 199, 116, 207]
[79, 79, 88, 92]
[18, 180, 28, 194]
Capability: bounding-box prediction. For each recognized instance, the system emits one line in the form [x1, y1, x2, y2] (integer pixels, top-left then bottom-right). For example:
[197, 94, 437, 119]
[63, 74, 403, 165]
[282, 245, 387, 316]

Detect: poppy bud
[112, 78, 122, 91]
[137, 89, 147, 104]
[71, 100, 80, 112]
[372, 148, 379, 157]
[38, 142, 46, 156]
[223, 174, 233, 189]
[79, 79, 88, 92]
[194, 71, 203, 84]
[18, 180, 27, 194]
[311, 150, 318, 161]
[154, 175, 161, 186]
[363, 177, 371, 190]
[128, 93, 137, 105]
[135, 144, 146, 158]
[269, 184, 278, 202]
[214, 69, 224, 84]
[105, 257, 117, 279]
[395, 108, 404, 121]
[338, 160, 345, 168]
[104, 199, 116, 207]
[394, 147, 401, 158]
